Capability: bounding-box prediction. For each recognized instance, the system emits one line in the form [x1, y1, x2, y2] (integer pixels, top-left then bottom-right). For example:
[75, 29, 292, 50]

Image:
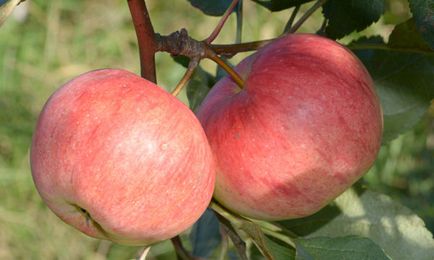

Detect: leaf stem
[171, 236, 195, 260]
[288, 0, 328, 33]
[137, 247, 151, 260]
[213, 210, 248, 260]
[171, 58, 199, 96]
[235, 0, 243, 43]
[127, 0, 157, 82]
[205, 0, 240, 44]
[284, 5, 300, 33]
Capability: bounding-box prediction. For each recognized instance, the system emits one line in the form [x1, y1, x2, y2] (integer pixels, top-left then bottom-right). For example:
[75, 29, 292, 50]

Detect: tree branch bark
[127, 0, 157, 83]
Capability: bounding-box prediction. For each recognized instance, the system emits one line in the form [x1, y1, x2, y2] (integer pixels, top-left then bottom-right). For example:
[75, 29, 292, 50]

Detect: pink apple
[30, 69, 215, 245]
[198, 34, 383, 220]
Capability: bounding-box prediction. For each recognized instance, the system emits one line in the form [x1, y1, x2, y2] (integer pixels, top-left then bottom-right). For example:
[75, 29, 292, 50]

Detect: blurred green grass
[0, 0, 432, 259]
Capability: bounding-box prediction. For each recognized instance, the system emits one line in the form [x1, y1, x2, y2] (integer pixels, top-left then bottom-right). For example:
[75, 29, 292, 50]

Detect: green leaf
[281, 189, 434, 260]
[295, 236, 390, 260]
[409, 0, 434, 49]
[190, 209, 221, 258]
[240, 222, 275, 259]
[323, 0, 385, 39]
[251, 235, 296, 260]
[250, 0, 313, 11]
[187, 0, 233, 16]
[351, 36, 434, 143]
[186, 66, 215, 111]
[276, 204, 342, 237]
[388, 18, 432, 52]
[0, 0, 21, 26]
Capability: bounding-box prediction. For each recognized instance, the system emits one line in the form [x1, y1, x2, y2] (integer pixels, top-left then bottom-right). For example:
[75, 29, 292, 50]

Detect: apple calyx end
[71, 203, 113, 241]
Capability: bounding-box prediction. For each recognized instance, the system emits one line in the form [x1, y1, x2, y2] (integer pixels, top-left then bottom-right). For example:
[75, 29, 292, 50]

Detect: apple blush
[30, 69, 215, 245]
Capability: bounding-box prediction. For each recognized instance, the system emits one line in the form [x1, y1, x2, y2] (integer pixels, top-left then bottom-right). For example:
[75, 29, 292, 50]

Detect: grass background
[0, 0, 432, 259]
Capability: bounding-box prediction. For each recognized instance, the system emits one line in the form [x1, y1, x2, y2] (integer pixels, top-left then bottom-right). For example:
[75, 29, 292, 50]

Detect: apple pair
[30, 34, 382, 245]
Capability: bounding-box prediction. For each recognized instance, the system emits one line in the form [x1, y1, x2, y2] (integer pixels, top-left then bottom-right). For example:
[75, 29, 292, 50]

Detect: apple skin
[30, 69, 215, 245]
[197, 34, 383, 221]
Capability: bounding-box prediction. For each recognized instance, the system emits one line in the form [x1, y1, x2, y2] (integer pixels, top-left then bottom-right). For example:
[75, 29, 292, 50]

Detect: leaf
[240, 222, 275, 259]
[250, 0, 313, 12]
[280, 189, 434, 260]
[251, 235, 296, 260]
[276, 204, 342, 236]
[190, 209, 222, 258]
[215, 212, 248, 260]
[388, 18, 432, 52]
[0, 0, 21, 26]
[351, 36, 434, 143]
[322, 0, 385, 39]
[186, 66, 215, 111]
[409, 0, 434, 49]
[187, 0, 233, 16]
[295, 236, 390, 260]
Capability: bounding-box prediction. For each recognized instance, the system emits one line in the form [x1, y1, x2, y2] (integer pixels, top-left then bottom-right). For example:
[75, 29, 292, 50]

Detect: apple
[197, 34, 383, 220]
[30, 69, 215, 245]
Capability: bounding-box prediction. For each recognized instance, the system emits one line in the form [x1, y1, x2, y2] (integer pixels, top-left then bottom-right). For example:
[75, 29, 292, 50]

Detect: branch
[210, 39, 273, 56]
[156, 29, 206, 58]
[288, 0, 328, 34]
[127, 0, 157, 82]
[156, 30, 247, 89]
[205, 0, 240, 44]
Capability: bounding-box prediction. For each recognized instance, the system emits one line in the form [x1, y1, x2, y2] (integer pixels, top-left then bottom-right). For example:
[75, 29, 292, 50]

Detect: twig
[127, 0, 157, 82]
[155, 29, 247, 90]
[171, 58, 199, 96]
[137, 247, 151, 260]
[171, 236, 195, 260]
[288, 0, 328, 33]
[284, 5, 300, 33]
[156, 29, 206, 58]
[205, 0, 240, 44]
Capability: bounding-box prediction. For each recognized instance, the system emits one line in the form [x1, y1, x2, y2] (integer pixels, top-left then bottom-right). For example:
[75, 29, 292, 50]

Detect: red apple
[197, 34, 383, 220]
[30, 69, 215, 245]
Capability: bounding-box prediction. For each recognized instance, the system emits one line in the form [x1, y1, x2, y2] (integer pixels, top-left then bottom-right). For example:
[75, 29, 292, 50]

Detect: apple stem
[171, 58, 199, 96]
[205, 0, 240, 44]
[137, 246, 151, 260]
[284, 5, 301, 33]
[127, 0, 157, 83]
[206, 49, 245, 89]
[288, 0, 328, 34]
